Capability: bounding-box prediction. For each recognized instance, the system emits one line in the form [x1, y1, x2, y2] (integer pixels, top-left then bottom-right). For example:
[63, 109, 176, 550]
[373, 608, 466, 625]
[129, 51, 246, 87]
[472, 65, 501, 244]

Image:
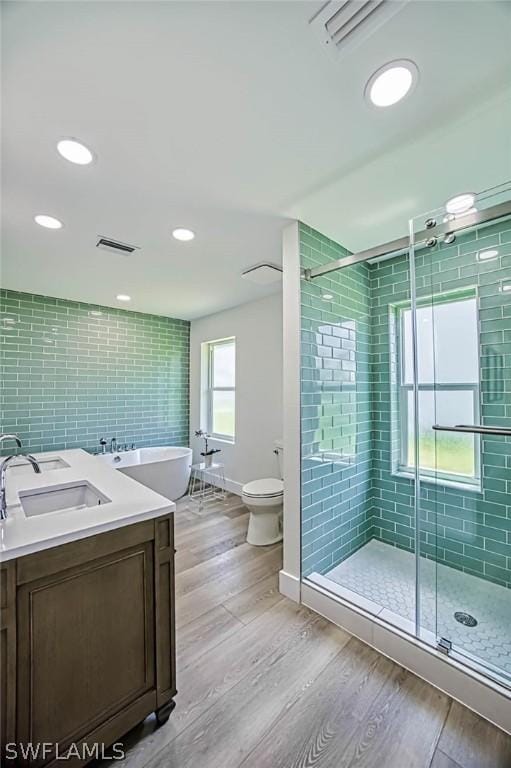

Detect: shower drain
[454, 611, 478, 627]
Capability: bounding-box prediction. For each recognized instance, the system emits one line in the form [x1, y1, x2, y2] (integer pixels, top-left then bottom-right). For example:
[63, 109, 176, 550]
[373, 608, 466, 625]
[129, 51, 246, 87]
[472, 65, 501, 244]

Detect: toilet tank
[274, 439, 284, 479]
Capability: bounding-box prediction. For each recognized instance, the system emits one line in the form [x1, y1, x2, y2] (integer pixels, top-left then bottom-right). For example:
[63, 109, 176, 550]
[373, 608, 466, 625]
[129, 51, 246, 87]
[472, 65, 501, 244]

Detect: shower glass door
[410, 184, 511, 685]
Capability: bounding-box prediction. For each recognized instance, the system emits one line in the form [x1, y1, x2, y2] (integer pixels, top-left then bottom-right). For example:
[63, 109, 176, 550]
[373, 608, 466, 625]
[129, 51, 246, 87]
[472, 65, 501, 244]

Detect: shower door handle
[433, 424, 511, 436]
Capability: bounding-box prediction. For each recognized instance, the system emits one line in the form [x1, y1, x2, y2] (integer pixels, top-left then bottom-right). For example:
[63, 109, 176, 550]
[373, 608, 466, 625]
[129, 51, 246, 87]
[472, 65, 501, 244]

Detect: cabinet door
[17, 541, 155, 759]
[1, 562, 16, 760]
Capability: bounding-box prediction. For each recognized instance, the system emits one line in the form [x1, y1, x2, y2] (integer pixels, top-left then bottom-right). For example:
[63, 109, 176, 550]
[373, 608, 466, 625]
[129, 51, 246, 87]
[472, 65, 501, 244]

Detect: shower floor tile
[309, 539, 511, 679]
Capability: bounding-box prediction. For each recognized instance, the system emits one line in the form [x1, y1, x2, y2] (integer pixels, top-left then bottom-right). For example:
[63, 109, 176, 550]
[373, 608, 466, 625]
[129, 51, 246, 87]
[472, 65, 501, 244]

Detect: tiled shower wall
[371, 219, 511, 588]
[1, 289, 190, 454]
[300, 220, 511, 588]
[301, 224, 373, 576]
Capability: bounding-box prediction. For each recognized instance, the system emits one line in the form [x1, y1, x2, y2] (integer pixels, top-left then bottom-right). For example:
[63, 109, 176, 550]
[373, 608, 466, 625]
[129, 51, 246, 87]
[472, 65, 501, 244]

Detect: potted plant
[195, 429, 221, 467]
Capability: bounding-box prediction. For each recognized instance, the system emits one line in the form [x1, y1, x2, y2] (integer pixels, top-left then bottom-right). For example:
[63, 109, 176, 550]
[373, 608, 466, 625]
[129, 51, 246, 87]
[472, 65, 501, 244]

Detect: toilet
[242, 440, 283, 546]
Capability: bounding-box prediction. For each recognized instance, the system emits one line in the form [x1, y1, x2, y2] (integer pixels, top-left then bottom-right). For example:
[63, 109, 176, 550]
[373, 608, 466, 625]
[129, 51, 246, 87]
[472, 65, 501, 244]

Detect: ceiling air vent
[96, 236, 139, 255]
[310, 1, 409, 61]
[241, 263, 282, 285]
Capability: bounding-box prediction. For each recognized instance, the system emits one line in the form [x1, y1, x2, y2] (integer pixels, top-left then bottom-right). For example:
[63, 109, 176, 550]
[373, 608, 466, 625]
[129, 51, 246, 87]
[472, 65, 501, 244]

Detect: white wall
[280, 221, 301, 602]
[190, 292, 283, 493]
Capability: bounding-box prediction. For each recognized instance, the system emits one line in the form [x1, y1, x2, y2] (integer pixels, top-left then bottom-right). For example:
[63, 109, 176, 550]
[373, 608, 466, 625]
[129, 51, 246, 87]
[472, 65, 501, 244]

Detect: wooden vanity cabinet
[0, 514, 176, 767]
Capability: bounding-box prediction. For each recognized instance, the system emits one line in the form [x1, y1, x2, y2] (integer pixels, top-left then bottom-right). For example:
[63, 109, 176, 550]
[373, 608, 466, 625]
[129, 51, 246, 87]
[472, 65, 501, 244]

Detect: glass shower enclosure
[300, 183, 511, 688]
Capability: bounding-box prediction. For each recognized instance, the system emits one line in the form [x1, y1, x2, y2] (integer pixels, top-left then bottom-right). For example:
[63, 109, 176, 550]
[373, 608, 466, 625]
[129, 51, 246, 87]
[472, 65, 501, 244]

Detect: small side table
[188, 461, 226, 507]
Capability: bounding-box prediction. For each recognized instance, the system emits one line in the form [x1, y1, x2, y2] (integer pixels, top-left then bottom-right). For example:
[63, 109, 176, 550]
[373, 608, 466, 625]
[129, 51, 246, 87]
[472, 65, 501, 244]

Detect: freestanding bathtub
[96, 446, 192, 501]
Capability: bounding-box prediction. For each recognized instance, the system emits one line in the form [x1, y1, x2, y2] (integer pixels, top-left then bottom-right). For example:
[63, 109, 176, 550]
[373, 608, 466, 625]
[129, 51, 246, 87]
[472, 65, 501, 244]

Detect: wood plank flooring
[110, 494, 511, 768]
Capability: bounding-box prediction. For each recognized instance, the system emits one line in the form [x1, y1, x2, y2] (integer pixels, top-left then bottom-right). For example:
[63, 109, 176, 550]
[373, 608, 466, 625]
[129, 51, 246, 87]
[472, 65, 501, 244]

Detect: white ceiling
[2, 1, 511, 319]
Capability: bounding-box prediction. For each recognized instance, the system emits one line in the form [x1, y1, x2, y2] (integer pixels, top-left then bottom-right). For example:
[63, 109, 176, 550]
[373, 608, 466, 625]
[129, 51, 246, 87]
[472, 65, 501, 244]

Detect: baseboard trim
[223, 477, 243, 496]
[301, 580, 511, 734]
[279, 570, 301, 602]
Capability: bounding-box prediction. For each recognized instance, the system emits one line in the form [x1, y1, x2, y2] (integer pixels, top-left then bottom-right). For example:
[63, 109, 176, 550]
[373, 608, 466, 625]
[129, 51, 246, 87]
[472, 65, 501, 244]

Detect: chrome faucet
[0, 454, 41, 520]
[0, 434, 22, 450]
[110, 437, 117, 454]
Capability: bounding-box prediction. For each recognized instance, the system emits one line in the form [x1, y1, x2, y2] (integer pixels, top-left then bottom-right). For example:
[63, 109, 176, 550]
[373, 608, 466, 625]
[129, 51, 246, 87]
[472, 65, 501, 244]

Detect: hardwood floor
[112, 494, 511, 768]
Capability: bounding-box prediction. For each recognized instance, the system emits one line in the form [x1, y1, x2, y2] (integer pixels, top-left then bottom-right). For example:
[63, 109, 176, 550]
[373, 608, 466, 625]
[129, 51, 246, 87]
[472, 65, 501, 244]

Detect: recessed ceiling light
[478, 248, 499, 262]
[445, 193, 475, 216]
[172, 228, 195, 241]
[365, 60, 418, 108]
[116, 294, 131, 302]
[322, 293, 333, 301]
[57, 138, 94, 165]
[34, 214, 63, 229]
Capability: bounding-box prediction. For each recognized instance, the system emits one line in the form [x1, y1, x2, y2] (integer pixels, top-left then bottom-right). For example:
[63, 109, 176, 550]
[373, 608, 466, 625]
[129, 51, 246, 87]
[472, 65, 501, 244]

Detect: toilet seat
[242, 478, 283, 499]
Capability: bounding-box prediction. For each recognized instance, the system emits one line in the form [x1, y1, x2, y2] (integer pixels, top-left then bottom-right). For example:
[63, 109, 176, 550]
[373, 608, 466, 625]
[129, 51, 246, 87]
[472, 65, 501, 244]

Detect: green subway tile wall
[1, 289, 190, 454]
[371, 219, 511, 588]
[301, 219, 511, 589]
[301, 223, 373, 576]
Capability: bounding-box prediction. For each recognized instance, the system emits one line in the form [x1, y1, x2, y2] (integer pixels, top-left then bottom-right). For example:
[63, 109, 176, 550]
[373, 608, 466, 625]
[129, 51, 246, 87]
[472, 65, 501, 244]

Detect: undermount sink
[9, 456, 69, 477]
[19, 482, 111, 518]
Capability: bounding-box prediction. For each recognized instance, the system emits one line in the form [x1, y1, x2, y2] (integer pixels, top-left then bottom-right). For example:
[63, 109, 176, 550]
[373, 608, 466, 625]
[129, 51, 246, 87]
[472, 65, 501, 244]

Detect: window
[396, 290, 480, 486]
[203, 337, 235, 441]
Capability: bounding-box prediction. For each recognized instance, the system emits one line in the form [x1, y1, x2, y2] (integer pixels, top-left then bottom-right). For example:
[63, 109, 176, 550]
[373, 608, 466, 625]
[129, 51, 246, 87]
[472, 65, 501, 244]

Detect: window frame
[395, 290, 481, 489]
[204, 337, 236, 443]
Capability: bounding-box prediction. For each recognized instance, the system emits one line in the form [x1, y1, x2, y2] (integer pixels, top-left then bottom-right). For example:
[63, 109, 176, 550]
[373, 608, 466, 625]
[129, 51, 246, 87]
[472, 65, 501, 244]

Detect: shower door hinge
[437, 637, 452, 655]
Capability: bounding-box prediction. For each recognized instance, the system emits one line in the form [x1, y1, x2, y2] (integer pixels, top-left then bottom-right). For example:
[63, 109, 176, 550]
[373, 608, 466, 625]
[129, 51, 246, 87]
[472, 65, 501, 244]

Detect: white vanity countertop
[0, 448, 175, 562]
